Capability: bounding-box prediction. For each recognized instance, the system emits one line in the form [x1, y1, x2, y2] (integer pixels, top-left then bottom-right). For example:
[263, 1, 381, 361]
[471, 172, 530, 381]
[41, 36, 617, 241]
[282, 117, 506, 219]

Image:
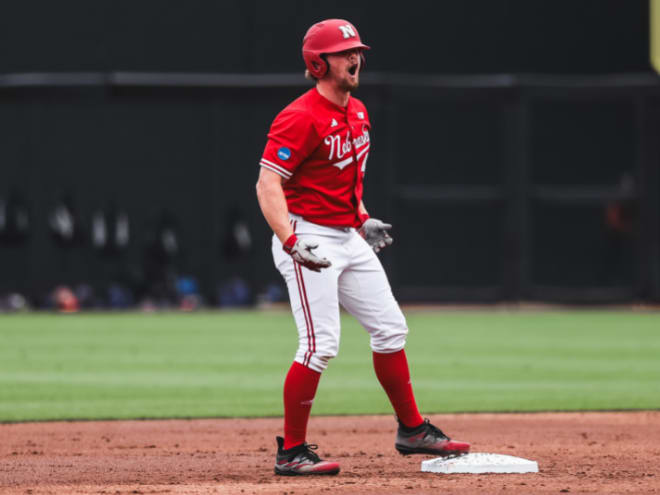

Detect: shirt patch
[357, 112, 364, 119]
[331, 118, 338, 127]
[277, 147, 291, 161]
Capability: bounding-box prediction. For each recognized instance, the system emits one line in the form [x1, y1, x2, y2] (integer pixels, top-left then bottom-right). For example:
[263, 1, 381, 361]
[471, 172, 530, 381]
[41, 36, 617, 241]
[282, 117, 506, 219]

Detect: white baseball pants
[272, 214, 408, 373]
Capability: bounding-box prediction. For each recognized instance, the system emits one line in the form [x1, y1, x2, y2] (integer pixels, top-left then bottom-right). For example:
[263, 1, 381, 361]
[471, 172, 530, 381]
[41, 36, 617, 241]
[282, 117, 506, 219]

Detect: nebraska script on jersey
[260, 88, 370, 227]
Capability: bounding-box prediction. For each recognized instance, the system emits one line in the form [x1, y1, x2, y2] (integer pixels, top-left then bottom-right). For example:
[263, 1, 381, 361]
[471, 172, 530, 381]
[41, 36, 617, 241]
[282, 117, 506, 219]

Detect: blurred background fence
[1, 0, 658, 307]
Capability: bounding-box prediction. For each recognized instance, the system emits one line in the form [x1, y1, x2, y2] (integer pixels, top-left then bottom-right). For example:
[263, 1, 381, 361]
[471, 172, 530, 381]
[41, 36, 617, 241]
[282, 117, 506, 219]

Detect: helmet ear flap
[306, 53, 328, 79]
[319, 54, 329, 78]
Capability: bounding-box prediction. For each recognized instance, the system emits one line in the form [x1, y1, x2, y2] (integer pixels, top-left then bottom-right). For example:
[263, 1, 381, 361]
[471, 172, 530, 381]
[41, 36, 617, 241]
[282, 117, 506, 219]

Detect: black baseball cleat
[395, 419, 470, 457]
[274, 436, 340, 476]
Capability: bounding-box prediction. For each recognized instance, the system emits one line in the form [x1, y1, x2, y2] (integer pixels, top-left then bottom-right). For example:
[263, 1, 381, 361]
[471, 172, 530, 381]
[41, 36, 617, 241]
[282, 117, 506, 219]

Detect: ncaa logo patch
[277, 147, 291, 161]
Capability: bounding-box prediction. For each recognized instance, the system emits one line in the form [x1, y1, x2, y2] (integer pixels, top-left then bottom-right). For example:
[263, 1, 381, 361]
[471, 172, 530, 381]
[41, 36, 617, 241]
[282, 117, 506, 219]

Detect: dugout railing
[0, 72, 659, 304]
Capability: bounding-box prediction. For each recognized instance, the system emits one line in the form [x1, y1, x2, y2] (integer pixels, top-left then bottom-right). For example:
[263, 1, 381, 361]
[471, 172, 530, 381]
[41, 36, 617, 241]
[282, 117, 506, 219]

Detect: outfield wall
[1, 73, 659, 304]
[0, 1, 657, 304]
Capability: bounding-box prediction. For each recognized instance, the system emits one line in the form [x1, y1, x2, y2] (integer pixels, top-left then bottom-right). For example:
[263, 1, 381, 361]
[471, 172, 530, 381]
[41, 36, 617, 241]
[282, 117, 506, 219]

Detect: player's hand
[283, 235, 332, 272]
[359, 218, 393, 253]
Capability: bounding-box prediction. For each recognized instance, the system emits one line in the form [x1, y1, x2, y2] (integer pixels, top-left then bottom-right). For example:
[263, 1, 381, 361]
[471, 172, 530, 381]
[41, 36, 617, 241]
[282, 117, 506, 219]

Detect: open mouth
[348, 64, 358, 76]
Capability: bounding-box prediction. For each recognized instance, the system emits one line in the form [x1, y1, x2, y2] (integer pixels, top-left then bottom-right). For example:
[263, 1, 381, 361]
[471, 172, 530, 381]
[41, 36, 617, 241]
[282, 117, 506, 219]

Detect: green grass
[0, 310, 659, 421]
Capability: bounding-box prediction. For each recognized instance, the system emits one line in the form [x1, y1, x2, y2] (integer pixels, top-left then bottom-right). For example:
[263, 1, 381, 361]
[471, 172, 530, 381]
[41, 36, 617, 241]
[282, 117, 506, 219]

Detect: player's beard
[339, 73, 359, 92]
[330, 66, 360, 92]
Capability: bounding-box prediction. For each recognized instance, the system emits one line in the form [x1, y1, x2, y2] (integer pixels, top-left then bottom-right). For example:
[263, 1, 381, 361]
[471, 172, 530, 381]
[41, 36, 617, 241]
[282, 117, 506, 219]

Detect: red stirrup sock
[283, 361, 321, 450]
[373, 349, 424, 429]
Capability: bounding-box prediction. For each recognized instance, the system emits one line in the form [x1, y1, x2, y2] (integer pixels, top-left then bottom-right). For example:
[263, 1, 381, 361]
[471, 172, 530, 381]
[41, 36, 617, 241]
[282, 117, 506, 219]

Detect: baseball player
[256, 19, 470, 476]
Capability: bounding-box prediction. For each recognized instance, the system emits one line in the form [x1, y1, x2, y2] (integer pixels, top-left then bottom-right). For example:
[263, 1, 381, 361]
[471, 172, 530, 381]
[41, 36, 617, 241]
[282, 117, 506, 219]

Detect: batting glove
[359, 218, 393, 253]
[283, 234, 332, 272]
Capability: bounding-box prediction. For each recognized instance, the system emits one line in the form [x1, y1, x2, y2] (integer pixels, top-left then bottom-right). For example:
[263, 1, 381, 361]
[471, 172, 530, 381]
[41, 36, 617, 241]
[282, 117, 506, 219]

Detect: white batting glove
[359, 218, 393, 253]
[283, 234, 332, 272]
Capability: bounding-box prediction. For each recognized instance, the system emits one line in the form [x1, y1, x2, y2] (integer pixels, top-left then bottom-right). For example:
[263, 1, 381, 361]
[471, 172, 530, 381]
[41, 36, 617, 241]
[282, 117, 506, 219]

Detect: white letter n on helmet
[338, 24, 356, 39]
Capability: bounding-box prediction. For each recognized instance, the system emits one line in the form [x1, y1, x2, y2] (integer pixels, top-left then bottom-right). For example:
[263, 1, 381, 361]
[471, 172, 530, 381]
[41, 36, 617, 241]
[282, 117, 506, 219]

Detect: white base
[421, 453, 539, 474]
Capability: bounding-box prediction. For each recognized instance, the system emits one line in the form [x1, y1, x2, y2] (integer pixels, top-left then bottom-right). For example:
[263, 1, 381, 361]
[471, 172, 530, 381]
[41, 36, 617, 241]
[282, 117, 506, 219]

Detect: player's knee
[367, 306, 408, 353]
[296, 351, 337, 372]
[296, 335, 339, 372]
[370, 324, 408, 353]
[309, 353, 335, 372]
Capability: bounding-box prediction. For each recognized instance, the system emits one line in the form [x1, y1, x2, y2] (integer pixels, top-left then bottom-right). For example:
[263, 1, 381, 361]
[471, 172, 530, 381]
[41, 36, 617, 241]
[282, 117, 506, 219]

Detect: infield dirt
[1, 412, 658, 494]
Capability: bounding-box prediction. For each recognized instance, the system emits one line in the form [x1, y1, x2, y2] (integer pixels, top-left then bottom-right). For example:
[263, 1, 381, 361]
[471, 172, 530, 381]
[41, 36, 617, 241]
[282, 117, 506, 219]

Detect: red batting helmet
[302, 19, 370, 79]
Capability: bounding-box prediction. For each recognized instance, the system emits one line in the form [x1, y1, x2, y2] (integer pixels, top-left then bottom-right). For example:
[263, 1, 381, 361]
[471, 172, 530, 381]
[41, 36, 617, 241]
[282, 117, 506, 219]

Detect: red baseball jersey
[260, 88, 371, 227]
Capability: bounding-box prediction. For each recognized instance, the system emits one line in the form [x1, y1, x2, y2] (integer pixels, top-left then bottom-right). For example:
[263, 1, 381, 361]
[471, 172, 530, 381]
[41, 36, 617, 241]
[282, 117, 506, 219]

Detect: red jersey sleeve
[259, 109, 319, 180]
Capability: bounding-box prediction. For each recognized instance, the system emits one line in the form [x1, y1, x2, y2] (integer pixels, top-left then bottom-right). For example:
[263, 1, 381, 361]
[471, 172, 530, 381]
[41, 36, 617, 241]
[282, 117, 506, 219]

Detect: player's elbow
[256, 170, 282, 200]
[256, 175, 273, 205]
[256, 176, 267, 201]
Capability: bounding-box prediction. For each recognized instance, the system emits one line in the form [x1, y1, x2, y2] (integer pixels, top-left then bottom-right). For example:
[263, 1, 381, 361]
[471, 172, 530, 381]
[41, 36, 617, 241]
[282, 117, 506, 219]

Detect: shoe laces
[289, 443, 322, 463]
[422, 419, 449, 441]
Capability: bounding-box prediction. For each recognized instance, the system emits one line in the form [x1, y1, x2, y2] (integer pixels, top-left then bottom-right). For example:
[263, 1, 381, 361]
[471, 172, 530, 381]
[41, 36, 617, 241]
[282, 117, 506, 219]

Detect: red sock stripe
[292, 220, 316, 366]
[289, 219, 316, 367]
[297, 266, 316, 361]
[290, 220, 309, 365]
[293, 262, 312, 366]
[290, 220, 308, 364]
[294, 264, 315, 366]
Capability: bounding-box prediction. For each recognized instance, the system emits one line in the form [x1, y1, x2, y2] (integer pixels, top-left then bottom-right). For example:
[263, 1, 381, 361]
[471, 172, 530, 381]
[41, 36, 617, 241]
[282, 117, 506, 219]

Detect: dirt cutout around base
[1, 412, 658, 494]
